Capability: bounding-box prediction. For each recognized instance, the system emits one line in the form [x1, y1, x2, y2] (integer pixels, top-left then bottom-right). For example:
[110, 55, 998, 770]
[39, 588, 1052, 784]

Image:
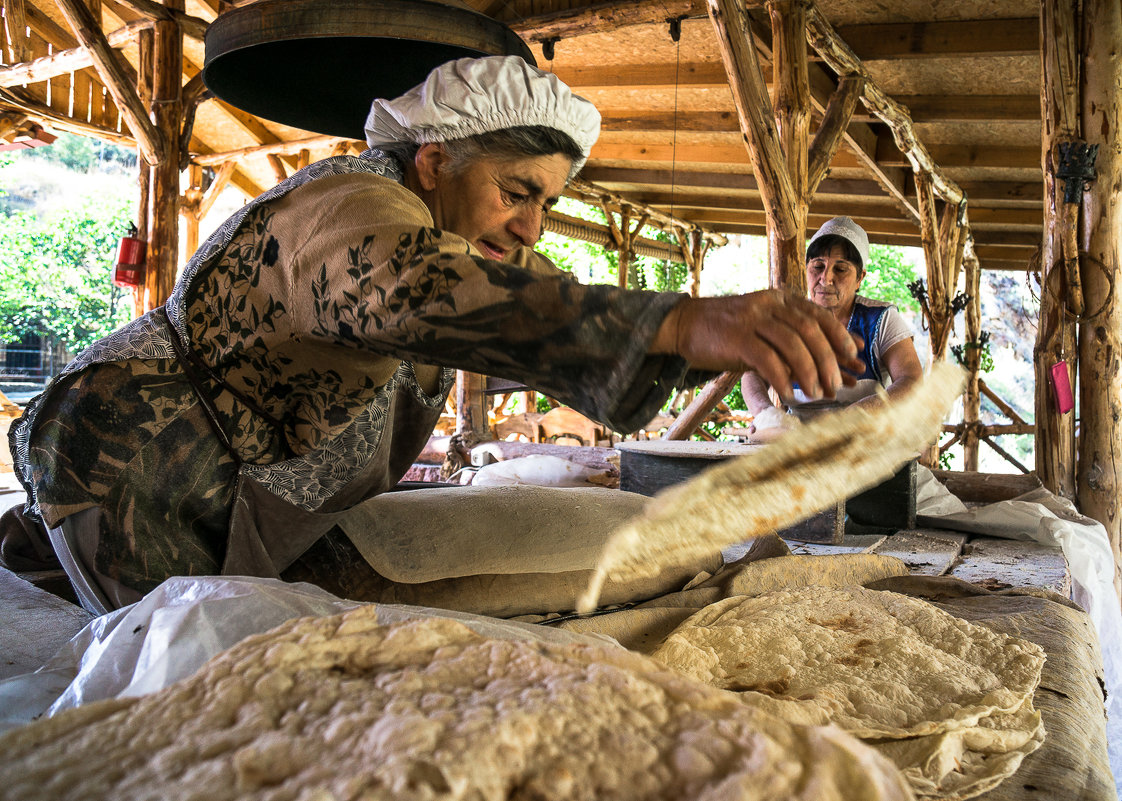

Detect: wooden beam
[962, 251, 982, 470]
[569, 176, 727, 245]
[145, 6, 182, 306]
[509, 0, 707, 43]
[54, 0, 164, 165]
[590, 139, 862, 169]
[1035, 0, 1080, 500]
[834, 18, 1038, 60]
[664, 371, 742, 440]
[3, 0, 31, 64]
[766, 0, 811, 293]
[880, 94, 1040, 123]
[708, 0, 798, 240]
[108, 0, 209, 40]
[1076, 0, 1122, 601]
[192, 133, 354, 166]
[804, 6, 964, 207]
[0, 20, 150, 88]
[553, 62, 731, 90]
[582, 164, 886, 196]
[807, 73, 863, 194]
[877, 141, 1040, 170]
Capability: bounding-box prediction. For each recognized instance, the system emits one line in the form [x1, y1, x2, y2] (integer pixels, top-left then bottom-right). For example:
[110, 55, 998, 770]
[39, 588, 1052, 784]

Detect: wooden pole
[455, 371, 490, 444]
[707, 0, 799, 246]
[765, 0, 810, 295]
[1076, 0, 1122, 602]
[664, 370, 742, 440]
[962, 251, 982, 470]
[133, 27, 153, 319]
[145, 3, 183, 306]
[181, 163, 203, 262]
[1035, 0, 1080, 499]
[54, 0, 165, 165]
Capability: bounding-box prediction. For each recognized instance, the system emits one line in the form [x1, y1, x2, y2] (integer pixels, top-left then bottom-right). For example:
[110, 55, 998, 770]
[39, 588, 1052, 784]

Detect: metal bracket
[1056, 141, 1099, 204]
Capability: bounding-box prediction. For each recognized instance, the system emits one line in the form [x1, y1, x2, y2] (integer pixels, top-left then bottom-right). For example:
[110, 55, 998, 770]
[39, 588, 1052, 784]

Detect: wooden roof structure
[3, 0, 1047, 266]
[1, 0, 1121, 600]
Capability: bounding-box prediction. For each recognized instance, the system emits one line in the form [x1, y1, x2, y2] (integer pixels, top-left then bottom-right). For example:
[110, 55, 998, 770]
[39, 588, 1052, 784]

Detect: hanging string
[664, 16, 683, 267]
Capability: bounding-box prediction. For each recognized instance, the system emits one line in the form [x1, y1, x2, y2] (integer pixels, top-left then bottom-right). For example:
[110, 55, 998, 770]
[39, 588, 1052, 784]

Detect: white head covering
[807, 216, 870, 271]
[364, 55, 601, 171]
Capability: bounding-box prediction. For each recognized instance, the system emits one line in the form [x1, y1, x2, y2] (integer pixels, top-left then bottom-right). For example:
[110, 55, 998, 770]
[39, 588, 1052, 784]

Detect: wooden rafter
[0, 19, 149, 88]
[834, 18, 1038, 60]
[508, 0, 706, 45]
[54, 0, 163, 164]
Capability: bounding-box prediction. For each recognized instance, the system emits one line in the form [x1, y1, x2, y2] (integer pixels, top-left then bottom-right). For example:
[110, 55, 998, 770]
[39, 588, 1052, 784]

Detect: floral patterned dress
[10, 152, 692, 607]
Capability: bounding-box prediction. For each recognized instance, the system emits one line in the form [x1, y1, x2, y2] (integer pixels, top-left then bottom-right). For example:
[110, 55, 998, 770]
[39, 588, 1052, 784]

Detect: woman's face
[424, 149, 572, 261]
[806, 243, 865, 317]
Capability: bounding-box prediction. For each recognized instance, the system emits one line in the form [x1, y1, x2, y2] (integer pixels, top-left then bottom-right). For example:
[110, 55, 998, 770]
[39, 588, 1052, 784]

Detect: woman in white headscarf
[9, 56, 860, 613]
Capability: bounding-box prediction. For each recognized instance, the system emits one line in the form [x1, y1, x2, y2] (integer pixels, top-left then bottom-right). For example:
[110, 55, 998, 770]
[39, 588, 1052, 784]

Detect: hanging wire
[665, 15, 683, 265]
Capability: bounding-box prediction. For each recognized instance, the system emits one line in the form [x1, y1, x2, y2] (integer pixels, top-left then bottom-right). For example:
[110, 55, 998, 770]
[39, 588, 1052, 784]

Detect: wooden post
[765, 0, 810, 296]
[708, 0, 800, 293]
[181, 163, 203, 262]
[146, 3, 183, 306]
[1076, 0, 1122, 602]
[455, 371, 490, 444]
[133, 26, 153, 319]
[962, 251, 982, 471]
[1035, 0, 1080, 499]
[664, 371, 742, 440]
[680, 227, 706, 298]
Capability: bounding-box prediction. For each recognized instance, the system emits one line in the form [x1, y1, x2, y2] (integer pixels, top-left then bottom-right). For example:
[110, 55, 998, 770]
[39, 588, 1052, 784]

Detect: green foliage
[0, 194, 136, 351]
[863, 244, 921, 313]
[20, 132, 137, 173]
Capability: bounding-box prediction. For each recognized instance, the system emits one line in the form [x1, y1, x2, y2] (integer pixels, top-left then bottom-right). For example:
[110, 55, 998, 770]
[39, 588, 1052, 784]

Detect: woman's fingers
[653, 291, 863, 400]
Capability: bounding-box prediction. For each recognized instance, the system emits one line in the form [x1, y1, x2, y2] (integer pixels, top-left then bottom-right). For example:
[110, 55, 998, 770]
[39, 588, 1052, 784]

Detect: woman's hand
[652, 290, 864, 401]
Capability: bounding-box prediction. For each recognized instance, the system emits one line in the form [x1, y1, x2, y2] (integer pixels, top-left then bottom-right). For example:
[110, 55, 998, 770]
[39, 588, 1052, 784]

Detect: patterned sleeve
[212, 175, 692, 433]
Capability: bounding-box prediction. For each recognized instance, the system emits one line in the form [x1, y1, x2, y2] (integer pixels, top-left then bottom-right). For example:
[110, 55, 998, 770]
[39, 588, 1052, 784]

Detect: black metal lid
[203, 0, 534, 140]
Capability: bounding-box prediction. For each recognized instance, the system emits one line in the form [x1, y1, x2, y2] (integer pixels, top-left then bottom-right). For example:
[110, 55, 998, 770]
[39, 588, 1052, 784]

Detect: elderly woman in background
[10, 56, 861, 614]
[743, 216, 923, 434]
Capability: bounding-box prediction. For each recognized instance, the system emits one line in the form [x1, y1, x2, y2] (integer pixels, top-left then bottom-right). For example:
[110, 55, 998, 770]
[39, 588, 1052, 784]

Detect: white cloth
[364, 56, 601, 171]
[0, 576, 617, 735]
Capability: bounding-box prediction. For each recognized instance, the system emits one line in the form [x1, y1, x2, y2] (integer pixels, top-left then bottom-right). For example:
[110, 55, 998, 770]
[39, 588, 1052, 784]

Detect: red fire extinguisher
[113, 224, 147, 289]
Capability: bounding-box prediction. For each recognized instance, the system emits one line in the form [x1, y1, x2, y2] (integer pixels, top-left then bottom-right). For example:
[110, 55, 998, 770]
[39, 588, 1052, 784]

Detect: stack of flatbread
[650, 585, 1047, 800]
[0, 606, 916, 801]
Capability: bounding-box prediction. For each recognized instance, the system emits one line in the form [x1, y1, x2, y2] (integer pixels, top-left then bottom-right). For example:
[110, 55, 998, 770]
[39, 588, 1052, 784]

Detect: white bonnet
[807, 216, 870, 271]
[364, 55, 601, 171]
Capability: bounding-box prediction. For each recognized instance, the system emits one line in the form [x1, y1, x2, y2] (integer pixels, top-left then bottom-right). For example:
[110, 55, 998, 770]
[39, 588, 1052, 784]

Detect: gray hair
[379, 125, 585, 181]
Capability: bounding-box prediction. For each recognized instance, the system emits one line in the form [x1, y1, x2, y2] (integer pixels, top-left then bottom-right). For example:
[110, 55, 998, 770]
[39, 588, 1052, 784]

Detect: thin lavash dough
[0, 606, 918, 801]
[650, 585, 1045, 738]
[578, 361, 965, 613]
[650, 586, 1046, 799]
[867, 699, 1045, 800]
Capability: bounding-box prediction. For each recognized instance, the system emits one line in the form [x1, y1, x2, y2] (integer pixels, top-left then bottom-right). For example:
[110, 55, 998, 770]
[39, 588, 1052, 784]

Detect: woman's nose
[509, 206, 543, 247]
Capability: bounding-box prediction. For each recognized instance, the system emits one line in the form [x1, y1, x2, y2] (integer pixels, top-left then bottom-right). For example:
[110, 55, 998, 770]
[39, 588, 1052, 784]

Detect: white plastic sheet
[915, 467, 1122, 793]
[0, 575, 616, 735]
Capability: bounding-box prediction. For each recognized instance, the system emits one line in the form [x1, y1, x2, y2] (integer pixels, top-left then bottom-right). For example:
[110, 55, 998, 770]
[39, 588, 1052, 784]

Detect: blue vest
[791, 299, 892, 395]
[848, 299, 893, 384]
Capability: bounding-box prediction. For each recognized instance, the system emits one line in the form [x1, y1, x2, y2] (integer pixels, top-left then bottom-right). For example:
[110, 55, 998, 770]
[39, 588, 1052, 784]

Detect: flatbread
[868, 699, 1045, 800]
[650, 586, 1046, 800]
[0, 606, 916, 801]
[651, 586, 1045, 738]
[578, 361, 964, 613]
